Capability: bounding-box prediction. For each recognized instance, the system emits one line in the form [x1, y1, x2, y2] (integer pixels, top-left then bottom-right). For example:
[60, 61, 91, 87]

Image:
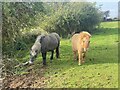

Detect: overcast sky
[87, 0, 119, 18]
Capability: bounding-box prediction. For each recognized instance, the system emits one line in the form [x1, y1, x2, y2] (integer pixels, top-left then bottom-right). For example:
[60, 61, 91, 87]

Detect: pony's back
[71, 33, 81, 52]
[41, 33, 60, 52]
[50, 33, 60, 42]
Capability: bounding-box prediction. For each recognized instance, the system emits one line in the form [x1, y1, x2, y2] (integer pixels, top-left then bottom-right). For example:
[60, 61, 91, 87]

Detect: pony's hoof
[43, 63, 47, 66]
[42, 64, 47, 68]
[29, 63, 34, 65]
[82, 61, 85, 63]
[28, 61, 34, 65]
[78, 63, 82, 66]
[22, 62, 29, 66]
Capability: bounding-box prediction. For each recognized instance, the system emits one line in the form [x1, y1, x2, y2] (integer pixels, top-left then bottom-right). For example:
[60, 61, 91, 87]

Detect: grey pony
[29, 33, 60, 65]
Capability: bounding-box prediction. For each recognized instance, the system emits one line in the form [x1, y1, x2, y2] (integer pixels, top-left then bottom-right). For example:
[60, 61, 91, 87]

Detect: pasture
[4, 21, 118, 88]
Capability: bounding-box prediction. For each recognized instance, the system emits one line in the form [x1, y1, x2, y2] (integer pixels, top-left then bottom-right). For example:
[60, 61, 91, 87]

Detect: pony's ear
[89, 34, 91, 37]
[40, 35, 45, 43]
[88, 33, 91, 37]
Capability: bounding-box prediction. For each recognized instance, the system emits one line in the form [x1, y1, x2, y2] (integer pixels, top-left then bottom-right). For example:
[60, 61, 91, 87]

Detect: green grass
[100, 21, 118, 28]
[15, 21, 118, 88]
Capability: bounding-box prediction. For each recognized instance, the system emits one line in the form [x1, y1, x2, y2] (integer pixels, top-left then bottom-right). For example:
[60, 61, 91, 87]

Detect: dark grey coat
[41, 33, 60, 53]
[29, 33, 60, 65]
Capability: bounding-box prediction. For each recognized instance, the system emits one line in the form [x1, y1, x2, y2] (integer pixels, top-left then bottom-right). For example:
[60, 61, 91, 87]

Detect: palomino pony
[71, 31, 91, 65]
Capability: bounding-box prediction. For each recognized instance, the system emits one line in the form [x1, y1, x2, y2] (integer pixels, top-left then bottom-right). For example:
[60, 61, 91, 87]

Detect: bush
[2, 2, 103, 57]
[38, 2, 102, 37]
[2, 2, 45, 56]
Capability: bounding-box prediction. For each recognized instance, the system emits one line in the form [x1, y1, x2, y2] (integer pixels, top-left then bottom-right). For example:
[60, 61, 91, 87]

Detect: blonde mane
[79, 31, 91, 40]
[81, 31, 91, 37]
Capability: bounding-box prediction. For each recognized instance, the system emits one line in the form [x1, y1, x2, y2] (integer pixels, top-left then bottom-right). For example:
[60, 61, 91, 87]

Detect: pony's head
[29, 35, 45, 64]
[29, 43, 40, 63]
[80, 31, 91, 52]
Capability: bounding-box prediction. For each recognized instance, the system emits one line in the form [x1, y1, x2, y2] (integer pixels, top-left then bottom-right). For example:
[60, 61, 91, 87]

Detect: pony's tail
[71, 31, 80, 36]
[71, 31, 76, 36]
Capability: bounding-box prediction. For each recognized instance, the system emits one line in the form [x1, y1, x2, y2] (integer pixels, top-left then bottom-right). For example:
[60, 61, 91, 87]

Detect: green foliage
[2, 2, 102, 57]
[38, 2, 102, 37]
[2, 2, 45, 56]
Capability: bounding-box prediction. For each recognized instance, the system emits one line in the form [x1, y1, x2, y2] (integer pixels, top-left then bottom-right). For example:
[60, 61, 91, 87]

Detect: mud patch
[3, 66, 48, 88]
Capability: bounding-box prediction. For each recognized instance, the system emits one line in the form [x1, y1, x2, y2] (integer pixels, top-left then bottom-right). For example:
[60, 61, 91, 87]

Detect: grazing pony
[71, 31, 91, 65]
[29, 33, 60, 65]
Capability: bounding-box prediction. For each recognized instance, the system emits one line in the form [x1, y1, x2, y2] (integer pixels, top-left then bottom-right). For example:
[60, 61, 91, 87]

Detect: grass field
[6, 21, 118, 88]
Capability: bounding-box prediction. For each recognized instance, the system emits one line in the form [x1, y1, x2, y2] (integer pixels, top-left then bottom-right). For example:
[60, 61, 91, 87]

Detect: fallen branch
[14, 61, 29, 68]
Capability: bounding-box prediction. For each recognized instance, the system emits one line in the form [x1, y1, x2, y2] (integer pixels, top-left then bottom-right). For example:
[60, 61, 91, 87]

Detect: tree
[103, 10, 110, 21]
[2, 2, 45, 56]
[2, 2, 103, 56]
[104, 10, 110, 17]
[38, 2, 102, 37]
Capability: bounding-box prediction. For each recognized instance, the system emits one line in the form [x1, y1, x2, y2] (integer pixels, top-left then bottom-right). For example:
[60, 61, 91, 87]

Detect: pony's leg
[78, 51, 82, 65]
[82, 53, 85, 63]
[56, 46, 59, 58]
[73, 51, 77, 60]
[29, 53, 37, 64]
[42, 52, 47, 65]
[29, 56, 35, 64]
[50, 50, 54, 63]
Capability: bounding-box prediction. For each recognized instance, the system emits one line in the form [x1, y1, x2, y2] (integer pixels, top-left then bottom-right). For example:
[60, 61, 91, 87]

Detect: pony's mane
[81, 31, 91, 37]
[72, 31, 91, 37]
[79, 31, 91, 41]
[35, 34, 45, 43]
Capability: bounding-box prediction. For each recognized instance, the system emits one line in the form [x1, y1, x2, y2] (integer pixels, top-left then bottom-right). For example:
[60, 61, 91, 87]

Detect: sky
[87, 0, 119, 18]
[3, 0, 118, 18]
[69, 0, 119, 18]
[96, 2, 118, 18]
